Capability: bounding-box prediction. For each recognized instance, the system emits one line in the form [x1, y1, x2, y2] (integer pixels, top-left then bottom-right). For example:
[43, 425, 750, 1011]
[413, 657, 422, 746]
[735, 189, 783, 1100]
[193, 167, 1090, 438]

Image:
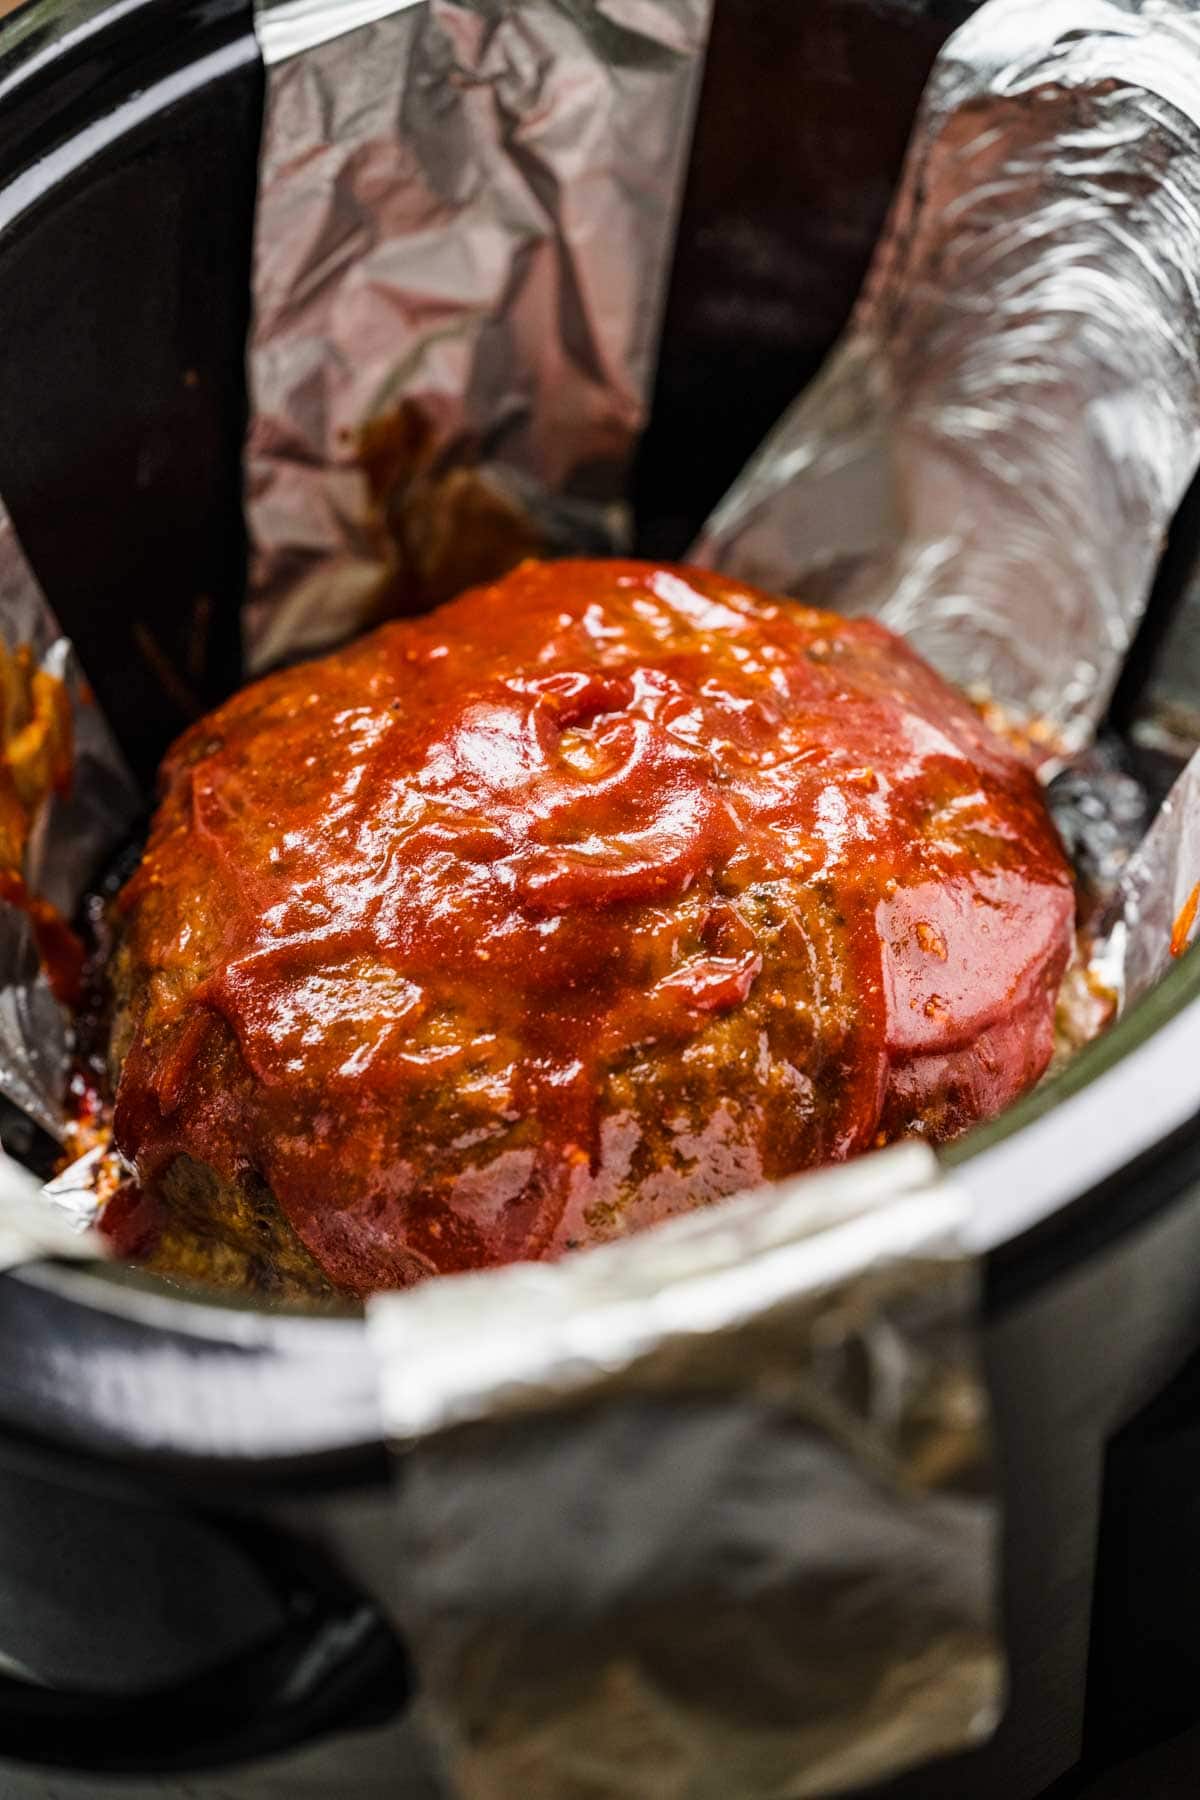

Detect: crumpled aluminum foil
[0, 504, 138, 1145]
[246, 0, 712, 672]
[369, 1142, 1000, 1800]
[1113, 745, 1200, 1006]
[353, 4, 1200, 1792]
[0, 505, 133, 1262]
[2, 0, 1200, 1794]
[0, 1147, 106, 1270]
[693, 0, 1200, 751]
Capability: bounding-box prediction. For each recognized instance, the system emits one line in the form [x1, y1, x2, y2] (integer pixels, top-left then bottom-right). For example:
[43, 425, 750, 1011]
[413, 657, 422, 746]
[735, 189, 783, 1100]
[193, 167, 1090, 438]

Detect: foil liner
[692, 0, 1200, 750]
[349, 5, 1200, 1791]
[246, 0, 712, 671]
[0, 504, 137, 1146]
[368, 1142, 1000, 1800]
[1113, 746, 1200, 1006]
[0, 1147, 105, 1269]
[0, 505, 132, 1262]
[1, 0, 1200, 1794]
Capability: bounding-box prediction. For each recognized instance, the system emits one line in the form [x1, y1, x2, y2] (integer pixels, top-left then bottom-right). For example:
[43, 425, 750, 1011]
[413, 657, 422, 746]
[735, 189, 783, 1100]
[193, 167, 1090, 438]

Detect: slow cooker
[2, 1, 1200, 1795]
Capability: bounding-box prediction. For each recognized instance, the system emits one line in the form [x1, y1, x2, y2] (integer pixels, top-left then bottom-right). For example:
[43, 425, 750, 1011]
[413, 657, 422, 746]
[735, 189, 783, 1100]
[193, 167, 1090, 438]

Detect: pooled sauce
[113, 561, 1075, 1293]
[0, 873, 85, 1007]
[0, 648, 82, 1005]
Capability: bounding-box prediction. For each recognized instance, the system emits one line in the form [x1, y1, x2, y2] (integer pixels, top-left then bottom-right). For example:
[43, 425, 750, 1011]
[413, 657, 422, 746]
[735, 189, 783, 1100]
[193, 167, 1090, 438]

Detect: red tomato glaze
[112, 561, 1075, 1292]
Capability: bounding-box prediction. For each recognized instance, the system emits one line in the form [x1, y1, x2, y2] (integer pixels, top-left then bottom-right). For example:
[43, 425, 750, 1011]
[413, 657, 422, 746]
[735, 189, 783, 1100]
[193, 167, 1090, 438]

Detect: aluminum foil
[0, 1146, 105, 1269]
[1112, 745, 1200, 1006]
[348, 5, 1200, 1791]
[246, 0, 712, 671]
[368, 1142, 1000, 1800]
[693, 0, 1200, 751]
[0, 505, 133, 1262]
[0, 504, 137, 1144]
[3, 0, 1200, 1794]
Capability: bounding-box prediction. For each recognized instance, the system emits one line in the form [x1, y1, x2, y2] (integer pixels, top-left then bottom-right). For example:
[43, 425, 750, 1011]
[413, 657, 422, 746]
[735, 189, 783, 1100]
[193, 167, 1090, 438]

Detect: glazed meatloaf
[108, 559, 1075, 1297]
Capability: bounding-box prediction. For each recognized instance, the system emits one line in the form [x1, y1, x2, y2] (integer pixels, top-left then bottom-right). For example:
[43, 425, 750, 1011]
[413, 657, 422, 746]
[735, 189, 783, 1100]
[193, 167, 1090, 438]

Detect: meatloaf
[108, 559, 1075, 1297]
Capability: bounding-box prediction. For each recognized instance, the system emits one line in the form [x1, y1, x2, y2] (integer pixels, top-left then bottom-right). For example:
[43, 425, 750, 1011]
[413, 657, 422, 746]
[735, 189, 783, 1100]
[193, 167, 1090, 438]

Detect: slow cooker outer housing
[3, 969, 1200, 1799]
[2, 0, 1200, 1795]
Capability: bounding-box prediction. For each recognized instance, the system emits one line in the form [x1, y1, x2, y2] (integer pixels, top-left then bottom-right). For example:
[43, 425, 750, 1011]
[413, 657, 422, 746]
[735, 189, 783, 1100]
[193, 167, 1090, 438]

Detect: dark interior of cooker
[0, 0, 985, 789]
[0, 2, 1014, 1772]
[1, 0, 1194, 789]
[3, 2, 1200, 1793]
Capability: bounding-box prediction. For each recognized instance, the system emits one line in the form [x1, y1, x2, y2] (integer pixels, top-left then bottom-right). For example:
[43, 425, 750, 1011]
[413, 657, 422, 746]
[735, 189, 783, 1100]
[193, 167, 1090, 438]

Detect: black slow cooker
[2, 2, 1200, 1796]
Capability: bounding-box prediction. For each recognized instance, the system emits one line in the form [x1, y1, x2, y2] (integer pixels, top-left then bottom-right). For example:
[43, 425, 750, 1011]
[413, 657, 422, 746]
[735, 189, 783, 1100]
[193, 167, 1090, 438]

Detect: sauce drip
[113, 561, 1074, 1292]
[1171, 881, 1200, 958]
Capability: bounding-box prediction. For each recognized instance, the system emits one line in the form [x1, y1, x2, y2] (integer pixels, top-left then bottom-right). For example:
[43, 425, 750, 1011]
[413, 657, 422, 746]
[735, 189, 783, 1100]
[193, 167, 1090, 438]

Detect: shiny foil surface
[694, 0, 1200, 750]
[0, 504, 136, 1144]
[0, 0, 1198, 1794]
[1117, 745, 1200, 1006]
[352, 3, 1200, 1790]
[246, 0, 712, 671]
[369, 1144, 1000, 1799]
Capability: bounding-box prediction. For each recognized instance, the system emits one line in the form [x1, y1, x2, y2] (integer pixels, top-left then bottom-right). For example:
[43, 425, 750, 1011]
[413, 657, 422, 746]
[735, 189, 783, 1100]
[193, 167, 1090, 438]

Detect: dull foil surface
[0, 504, 137, 1144]
[1116, 746, 1200, 1005]
[369, 1144, 1000, 1800]
[694, 0, 1200, 750]
[0, 502, 132, 1261]
[2, 0, 1200, 1793]
[246, 0, 711, 671]
[248, 2, 1200, 1796]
